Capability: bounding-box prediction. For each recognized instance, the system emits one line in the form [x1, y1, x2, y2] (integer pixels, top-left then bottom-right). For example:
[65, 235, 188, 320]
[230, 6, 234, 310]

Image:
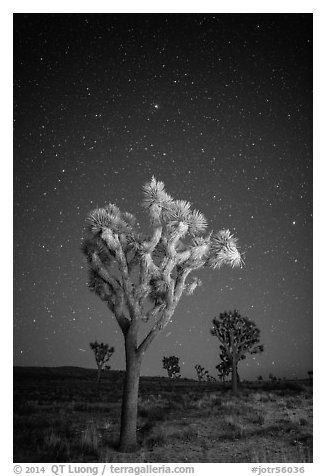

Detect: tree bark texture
[232, 358, 238, 394]
[118, 329, 142, 452]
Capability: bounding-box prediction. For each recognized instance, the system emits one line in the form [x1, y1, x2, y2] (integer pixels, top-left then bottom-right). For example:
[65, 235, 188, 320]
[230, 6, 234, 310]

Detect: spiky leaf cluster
[148, 275, 169, 304]
[142, 176, 173, 222]
[142, 177, 209, 236]
[165, 200, 208, 235]
[207, 230, 243, 269]
[87, 205, 135, 236]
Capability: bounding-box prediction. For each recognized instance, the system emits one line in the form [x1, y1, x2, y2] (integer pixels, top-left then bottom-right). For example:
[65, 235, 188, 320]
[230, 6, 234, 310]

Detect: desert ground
[13, 367, 312, 463]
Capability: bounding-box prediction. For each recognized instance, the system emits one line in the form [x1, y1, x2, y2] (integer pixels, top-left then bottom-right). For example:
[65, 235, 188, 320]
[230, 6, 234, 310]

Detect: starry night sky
[14, 13, 312, 380]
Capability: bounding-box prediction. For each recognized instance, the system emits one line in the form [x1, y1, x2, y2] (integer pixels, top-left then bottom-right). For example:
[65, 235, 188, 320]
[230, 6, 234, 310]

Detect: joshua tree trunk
[232, 358, 238, 394]
[118, 327, 142, 453]
[97, 367, 102, 386]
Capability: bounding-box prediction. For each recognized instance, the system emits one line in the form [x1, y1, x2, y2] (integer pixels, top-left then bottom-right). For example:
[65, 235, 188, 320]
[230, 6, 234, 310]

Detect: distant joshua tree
[195, 364, 216, 382]
[195, 364, 209, 381]
[211, 310, 264, 394]
[89, 341, 115, 385]
[257, 375, 263, 382]
[163, 356, 181, 379]
[81, 177, 242, 452]
[207, 375, 216, 382]
[307, 370, 313, 381]
[269, 372, 277, 382]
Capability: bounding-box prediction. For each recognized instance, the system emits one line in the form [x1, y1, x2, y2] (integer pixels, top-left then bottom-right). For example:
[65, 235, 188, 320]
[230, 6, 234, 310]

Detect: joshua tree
[307, 370, 313, 381]
[89, 341, 115, 385]
[81, 177, 242, 452]
[257, 375, 263, 382]
[195, 364, 216, 382]
[195, 364, 209, 382]
[207, 375, 216, 382]
[211, 310, 263, 394]
[269, 372, 277, 382]
[162, 356, 181, 379]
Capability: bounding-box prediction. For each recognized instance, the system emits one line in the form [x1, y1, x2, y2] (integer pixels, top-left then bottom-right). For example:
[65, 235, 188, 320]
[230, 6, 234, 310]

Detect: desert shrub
[221, 415, 246, 440]
[80, 423, 100, 457]
[161, 393, 188, 411]
[260, 395, 270, 402]
[272, 382, 305, 397]
[250, 411, 265, 425]
[73, 402, 90, 412]
[14, 401, 40, 415]
[285, 396, 299, 409]
[138, 420, 155, 436]
[207, 393, 223, 407]
[292, 432, 312, 446]
[144, 427, 168, 449]
[43, 428, 71, 461]
[183, 392, 224, 411]
[170, 426, 198, 441]
[250, 391, 277, 403]
[188, 397, 206, 410]
[220, 399, 254, 417]
[138, 405, 166, 421]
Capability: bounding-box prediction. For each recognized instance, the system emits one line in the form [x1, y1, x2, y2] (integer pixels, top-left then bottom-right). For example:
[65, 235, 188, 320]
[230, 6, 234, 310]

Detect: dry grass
[14, 367, 312, 463]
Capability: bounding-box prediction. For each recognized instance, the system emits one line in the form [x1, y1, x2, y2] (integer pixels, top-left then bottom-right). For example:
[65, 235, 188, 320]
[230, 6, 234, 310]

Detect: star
[13, 13, 312, 381]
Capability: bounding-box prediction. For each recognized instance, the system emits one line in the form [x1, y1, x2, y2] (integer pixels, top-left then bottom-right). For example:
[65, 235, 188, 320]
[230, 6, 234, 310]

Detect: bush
[221, 416, 246, 440]
[144, 427, 168, 449]
[138, 405, 166, 421]
[170, 426, 198, 441]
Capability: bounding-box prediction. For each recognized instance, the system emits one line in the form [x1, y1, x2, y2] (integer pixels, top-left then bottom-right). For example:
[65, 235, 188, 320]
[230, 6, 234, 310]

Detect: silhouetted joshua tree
[195, 364, 216, 382]
[163, 356, 181, 379]
[216, 348, 232, 383]
[207, 375, 216, 382]
[90, 341, 115, 385]
[81, 177, 242, 452]
[269, 372, 277, 382]
[194, 364, 208, 381]
[211, 310, 263, 394]
[195, 364, 207, 381]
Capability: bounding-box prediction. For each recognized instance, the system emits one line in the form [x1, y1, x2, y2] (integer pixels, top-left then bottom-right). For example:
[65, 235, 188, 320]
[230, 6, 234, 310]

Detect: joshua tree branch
[143, 223, 163, 252]
[91, 252, 121, 293]
[144, 302, 166, 322]
[173, 267, 191, 303]
[137, 310, 170, 356]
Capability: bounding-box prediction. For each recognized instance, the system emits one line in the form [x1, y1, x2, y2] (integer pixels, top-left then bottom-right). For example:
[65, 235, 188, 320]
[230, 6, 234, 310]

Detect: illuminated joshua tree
[81, 177, 242, 452]
[211, 310, 263, 394]
[163, 356, 181, 379]
[89, 341, 115, 385]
